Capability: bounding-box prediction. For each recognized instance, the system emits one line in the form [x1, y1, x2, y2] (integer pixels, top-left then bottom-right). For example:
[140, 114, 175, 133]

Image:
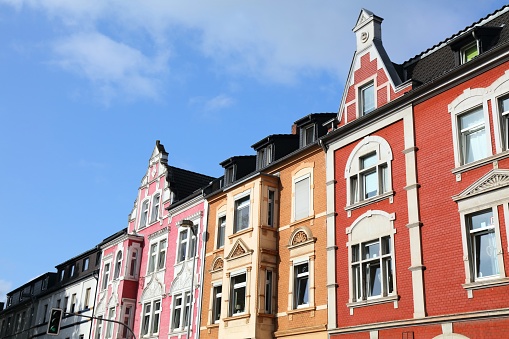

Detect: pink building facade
[92, 141, 213, 339]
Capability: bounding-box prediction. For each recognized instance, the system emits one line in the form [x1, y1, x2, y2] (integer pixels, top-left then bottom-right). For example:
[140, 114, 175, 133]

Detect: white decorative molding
[169, 260, 194, 294]
[141, 274, 164, 302]
[453, 169, 509, 201]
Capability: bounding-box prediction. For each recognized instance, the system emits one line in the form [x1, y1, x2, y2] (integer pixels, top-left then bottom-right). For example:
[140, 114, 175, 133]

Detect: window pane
[361, 153, 376, 169]
[231, 274, 246, 314]
[295, 263, 309, 307]
[475, 230, 499, 278]
[351, 176, 359, 203]
[235, 197, 250, 232]
[213, 286, 222, 322]
[464, 129, 487, 163]
[470, 210, 493, 230]
[367, 262, 382, 297]
[294, 177, 310, 220]
[463, 43, 478, 62]
[361, 83, 375, 114]
[268, 190, 275, 227]
[217, 217, 226, 248]
[363, 241, 380, 259]
[363, 170, 377, 199]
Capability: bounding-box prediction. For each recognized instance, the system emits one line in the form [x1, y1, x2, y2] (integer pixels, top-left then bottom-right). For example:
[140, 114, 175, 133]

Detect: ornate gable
[226, 239, 253, 260]
[453, 169, 509, 201]
[169, 259, 195, 294]
[140, 274, 164, 301]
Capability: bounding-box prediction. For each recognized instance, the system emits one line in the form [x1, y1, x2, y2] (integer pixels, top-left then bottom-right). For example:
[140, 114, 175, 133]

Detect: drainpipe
[89, 268, 100, 339]
[195, 196, 209, 339]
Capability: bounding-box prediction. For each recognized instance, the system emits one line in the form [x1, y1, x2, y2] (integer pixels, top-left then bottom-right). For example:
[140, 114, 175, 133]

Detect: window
[141, 300, 161, 336]
[230, 273, 246, 315]
[234, 196, 250, 233]
[267, 190, 275, 227]
[106, 307, 115, 338]
[346, 136, 392, 207]
[265, 270, 273, 313]
[83, 257, 89, 271]
[139, 200, 149, 228]
[122, 306, 133, 339]
[212, 285, 222, 323]
[64, 296, 69, 312]
[43, 304, 48, 323]
[294, 262, 309, 308]
[351, 237, 393, 301]
[458, 107, 487, 164]
[71, 294, 77, 313]
[148, 239, 167, 273]
[257, 145, 273, 168]
[70, 264, 75, 277]
[360, 82, 375, 115]
[151, 194, 160, 223]
[129, 250, 138, 277]
[294, 176, 310, 220]
[60, 270, 65, 281]
[177, 227, 196, 263]
[225, 166, 235, 185]
[346, 210, 397, 309]
[114, 251, 122, 279]
[42, 277, 48, 290]
[102, 263, 110, 290]
[466, 209, 499, 280]
[499, 95, 509, 151]
[217, 216, 226, 249]
[84, 288, 91, 309]
[171, 292, 190, 330]
[95, 316, 103, 339]
[461, 41, 478, 64]
[56, 299, 61, 309]
[301, 125, 316, 146]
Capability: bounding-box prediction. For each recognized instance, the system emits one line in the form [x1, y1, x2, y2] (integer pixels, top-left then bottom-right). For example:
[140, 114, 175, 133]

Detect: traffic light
[47, 308, 63, 336]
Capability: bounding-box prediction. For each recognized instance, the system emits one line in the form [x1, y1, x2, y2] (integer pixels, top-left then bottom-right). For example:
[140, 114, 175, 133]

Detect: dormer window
[461, 41, 478, 64]
[225, 166, 235, 185]
[301, 125, 315, 147]
[360, 82, 375, 116]
[257, 145, 273, 169]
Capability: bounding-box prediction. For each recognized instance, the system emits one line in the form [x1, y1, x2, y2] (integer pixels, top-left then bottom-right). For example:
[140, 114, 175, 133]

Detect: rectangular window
[212, 285, 222, 323]
[139, 200, 149, 228]
[183, 292, 191, 329]
[351, 152, 388, 203]
[461, 41, 479, 63]
[64, 296, 69, 312]
[129, 251, 138, 277]
[122, 306, 132, 339]
[301, 125, 316, 146]
[83, 258, 89, 271]
[157, 239, 166, 270]
[459, 107, 487, 164]
[152, 301, 161, 334]
[43, 304, 48, 323]
[234, 196, 250, 233]
[106, 307, 115, 338]
[95, 316, 103, 339]
[225, 166, 235, 185]
[294, 262, 309, 308]
[102, 263, 110, 290]
[217, 216, 226, 248]
[499, 95, 509, 150]
[84, 288, 91, 309]
[257, 145, 273, 168]
[294, 176, 310, 220]
[268, 190, 275, 227]
[265, 270, 273, 313]
[142, 303, 151, 336]
[360, 82, 375, 115]
[171, 292, 190, 330]
[148, 243, 157, 273]
[351, 236, 393, 301]
[70, 264, 75, 277]
[56, 299, 61, 309]
[70, 294, 77, 313]
[467, 210, 499, 280]
[230, 273, 246, 315]
[151, 194, 160, 222]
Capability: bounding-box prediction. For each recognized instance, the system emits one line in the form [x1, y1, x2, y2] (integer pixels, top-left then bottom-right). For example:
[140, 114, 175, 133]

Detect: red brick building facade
[324, 6, 509, 339]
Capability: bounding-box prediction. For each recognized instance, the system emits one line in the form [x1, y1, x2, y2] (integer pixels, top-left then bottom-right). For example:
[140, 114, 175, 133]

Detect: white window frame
[293, 174, 311, 221]
[114, 251, 122, 280]
[121, 304, 134, 339]
[141, 299, 161, 337]
[95, 316, 103, 339]
[257, 144, 273, 168]
[216, 215, 226, 249]
[176, 225, 197, 263]
[301, 124, 316, 146]
[488, 72, 509, 154]
[449, 88, 492, 168]
[359, 80, 375, 116]
[171, 291, 191, 331]
[102, 262, 111, 290]
[229, 271, 247, 316]
[147, 239, 167, 274]
[105, 307, 115, 339]
[461, 41, 479, 64]
[345, 136, 393, 209]
[139, 200, 149, 229]
[128, 247, 139, 278]
[293, 260, 309, 309]
[150, 194, 160, 223]
[346, 210, 398, 310]
[234, 194, 250, 233]
[212, 283, 222, 323]
[291, 167, 314, 223]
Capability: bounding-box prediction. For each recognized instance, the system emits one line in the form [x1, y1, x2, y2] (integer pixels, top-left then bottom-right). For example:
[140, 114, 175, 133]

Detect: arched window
[151, 194, 160, 223]
[345, 136, 393, 209]
[114, 251, 122, 279]
[139, 200, 149, 229]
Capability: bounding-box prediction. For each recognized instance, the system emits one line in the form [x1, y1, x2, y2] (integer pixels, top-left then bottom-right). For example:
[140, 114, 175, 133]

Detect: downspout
[89, 268, 100, 339]
[195, 193, 209, 339]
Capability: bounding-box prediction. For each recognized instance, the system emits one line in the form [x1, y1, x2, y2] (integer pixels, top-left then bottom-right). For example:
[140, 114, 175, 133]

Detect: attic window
[225, 166, 235, 185]
[257, 144, 273, 169]
[461, 42, 478, 64]
[360, 82, 375, 116]
[301, 125, 316, 146]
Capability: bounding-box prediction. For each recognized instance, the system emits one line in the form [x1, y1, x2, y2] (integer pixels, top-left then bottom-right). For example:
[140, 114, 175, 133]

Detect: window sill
[287, 306, 315, 315]
[206, 323, 219, 329]
[228, 227, 253, 239]
[347, 294, 398, 309]
[224, 313, 250, 322]
[462, 277, 509, 291]
[452, 151, 509, 176]
[345, 191, 394, 212]
[290, 215, 315, 226]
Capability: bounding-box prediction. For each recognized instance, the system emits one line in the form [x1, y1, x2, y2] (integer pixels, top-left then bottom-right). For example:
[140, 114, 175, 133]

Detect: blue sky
[0, 0, 507, 302]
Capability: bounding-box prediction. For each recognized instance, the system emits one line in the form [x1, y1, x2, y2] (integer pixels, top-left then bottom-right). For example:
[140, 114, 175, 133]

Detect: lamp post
[178, 219, 197, 339]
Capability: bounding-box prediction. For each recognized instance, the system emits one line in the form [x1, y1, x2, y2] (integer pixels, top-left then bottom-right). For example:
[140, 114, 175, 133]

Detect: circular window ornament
[361, 31, 369, 42]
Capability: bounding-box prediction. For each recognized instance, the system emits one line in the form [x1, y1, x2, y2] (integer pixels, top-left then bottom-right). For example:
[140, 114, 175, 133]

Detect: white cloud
[204, 94, 235, 111]
[52, 31, 169, 102]
[0, 279, 12, 303]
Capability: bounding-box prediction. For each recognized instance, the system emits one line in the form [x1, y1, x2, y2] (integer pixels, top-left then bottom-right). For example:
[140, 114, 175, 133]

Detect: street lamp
[178, 219, 197, 339]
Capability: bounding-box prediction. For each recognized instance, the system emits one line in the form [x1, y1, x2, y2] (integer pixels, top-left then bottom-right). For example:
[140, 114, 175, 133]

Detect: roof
[167, 166, 215, 201]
